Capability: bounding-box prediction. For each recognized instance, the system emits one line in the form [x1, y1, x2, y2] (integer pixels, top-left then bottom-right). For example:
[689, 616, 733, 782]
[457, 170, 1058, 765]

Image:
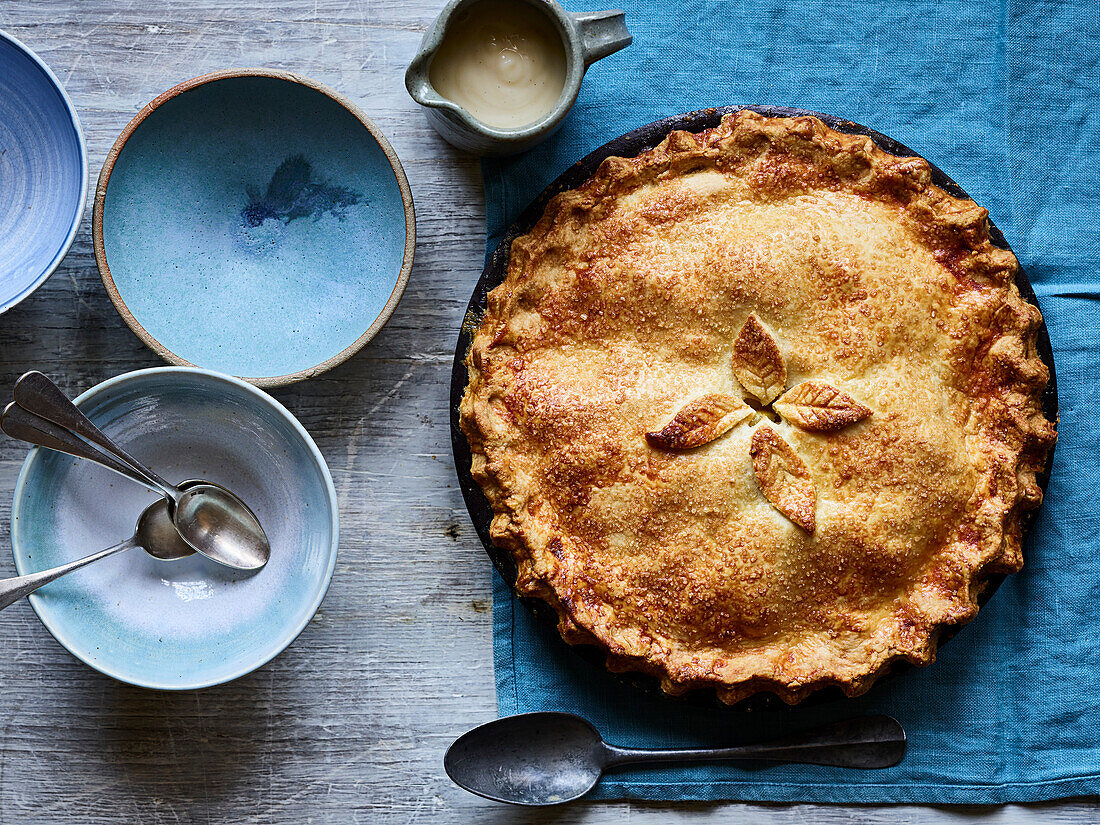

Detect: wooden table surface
[0, 2, 1095, 822]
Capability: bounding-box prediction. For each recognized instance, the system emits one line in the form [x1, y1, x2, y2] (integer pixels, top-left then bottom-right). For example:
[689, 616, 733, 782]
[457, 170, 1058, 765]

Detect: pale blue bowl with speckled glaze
[94, 69, 415, 388]
[11, 368, 339, 690]
[0, 30, 87, 314]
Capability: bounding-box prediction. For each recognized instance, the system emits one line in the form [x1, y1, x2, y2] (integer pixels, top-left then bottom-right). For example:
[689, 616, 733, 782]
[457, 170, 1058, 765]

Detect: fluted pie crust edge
[460, 111, 1056, 705]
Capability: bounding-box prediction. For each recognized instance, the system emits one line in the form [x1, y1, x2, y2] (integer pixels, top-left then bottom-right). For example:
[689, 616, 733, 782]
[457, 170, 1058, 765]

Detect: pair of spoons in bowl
[0, 371, 270, 611]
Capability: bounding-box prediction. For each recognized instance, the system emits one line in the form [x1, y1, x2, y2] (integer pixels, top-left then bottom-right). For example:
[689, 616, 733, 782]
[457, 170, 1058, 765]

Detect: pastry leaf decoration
[750, 425, 816, 531]
[643, 313, 873, 532]
[772, 381, 872, 432]
[731, 314, 787, 404]
[646, 394, 751, 450]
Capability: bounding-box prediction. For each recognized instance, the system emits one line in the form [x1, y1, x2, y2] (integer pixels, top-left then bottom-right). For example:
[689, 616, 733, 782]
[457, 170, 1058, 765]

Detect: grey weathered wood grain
[0, 2, 1095, 822]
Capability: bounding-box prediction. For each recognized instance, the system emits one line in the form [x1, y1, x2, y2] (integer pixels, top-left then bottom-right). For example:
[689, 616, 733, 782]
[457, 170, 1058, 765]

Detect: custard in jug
[429, 0, 568, 129]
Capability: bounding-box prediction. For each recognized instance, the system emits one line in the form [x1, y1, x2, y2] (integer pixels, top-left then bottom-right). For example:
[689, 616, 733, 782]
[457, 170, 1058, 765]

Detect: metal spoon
[445, 712, 906, 806]
[0, 496, 195, 611]
[1, 372, 270, 571]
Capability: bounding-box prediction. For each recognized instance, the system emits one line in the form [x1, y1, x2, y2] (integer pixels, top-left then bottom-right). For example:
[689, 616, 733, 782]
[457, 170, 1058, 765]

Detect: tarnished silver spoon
[1, 371, 270, 571]
[445, 712, 906, 806]
[0, 496, 195, 611]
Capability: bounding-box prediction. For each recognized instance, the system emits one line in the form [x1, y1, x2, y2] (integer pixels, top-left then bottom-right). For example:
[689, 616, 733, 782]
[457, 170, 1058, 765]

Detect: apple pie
[460, 110, 1056, 704]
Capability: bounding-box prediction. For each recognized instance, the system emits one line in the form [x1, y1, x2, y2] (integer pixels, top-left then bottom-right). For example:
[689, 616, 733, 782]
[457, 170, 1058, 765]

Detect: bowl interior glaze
[97, 71, 413, 386]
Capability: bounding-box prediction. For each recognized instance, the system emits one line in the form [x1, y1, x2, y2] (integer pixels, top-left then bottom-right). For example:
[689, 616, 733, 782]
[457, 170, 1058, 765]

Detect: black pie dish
[449, 105, 1059, 711]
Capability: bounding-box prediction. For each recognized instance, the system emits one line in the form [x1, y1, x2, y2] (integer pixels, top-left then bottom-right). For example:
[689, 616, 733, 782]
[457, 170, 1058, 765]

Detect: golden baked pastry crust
[460, 111, 1056, 704]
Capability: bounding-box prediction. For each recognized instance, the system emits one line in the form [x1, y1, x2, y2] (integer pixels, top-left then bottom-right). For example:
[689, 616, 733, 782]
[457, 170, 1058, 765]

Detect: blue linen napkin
[481, 0, 1100, 803]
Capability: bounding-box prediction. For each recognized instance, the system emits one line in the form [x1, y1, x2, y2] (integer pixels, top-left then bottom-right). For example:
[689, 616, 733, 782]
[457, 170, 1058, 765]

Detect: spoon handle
[1, 402, 159, 493]
[602, 715, 906, 771]
[0, 538, 136, 611]
[11, 372, 177, 500]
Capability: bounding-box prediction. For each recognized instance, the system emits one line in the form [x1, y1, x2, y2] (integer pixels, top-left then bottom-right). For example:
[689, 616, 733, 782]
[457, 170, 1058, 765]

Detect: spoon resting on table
[1, 371, 270, 572]
[0, 495, 195, 611]
[445, 712, 906, 806]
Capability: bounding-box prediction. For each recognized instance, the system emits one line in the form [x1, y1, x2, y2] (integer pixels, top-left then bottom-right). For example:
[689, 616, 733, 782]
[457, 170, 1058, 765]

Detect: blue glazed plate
[94, 69, 415, 388]
[11, 368, 339, 690]
[0, 30, 87, 314]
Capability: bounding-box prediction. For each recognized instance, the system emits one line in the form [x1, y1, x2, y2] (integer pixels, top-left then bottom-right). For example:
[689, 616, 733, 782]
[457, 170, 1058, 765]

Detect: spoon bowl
[445, 712, 906, 806]
[173, 481, 269, 570]
[134, 497, 196, 561]
[446, 712, 603, 806]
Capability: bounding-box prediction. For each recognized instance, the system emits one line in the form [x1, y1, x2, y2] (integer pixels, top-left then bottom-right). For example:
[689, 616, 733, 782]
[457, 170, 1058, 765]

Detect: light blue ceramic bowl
[94, 69, 415, 388]
[0, 30, 88, 314]
[11, 368, 339, 690]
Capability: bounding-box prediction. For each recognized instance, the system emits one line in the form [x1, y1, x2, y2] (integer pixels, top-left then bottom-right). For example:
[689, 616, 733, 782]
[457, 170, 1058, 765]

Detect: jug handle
[572, 10, 633, 67]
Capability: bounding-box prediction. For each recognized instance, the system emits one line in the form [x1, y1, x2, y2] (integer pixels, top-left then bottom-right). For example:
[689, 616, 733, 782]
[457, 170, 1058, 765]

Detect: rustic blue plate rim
[0, 29, 88, 315]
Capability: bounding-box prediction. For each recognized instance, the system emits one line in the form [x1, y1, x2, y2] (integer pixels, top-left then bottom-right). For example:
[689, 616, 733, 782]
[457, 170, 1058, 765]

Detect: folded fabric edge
[589, 775, 1100, 804]
[492, 568, 520, 718]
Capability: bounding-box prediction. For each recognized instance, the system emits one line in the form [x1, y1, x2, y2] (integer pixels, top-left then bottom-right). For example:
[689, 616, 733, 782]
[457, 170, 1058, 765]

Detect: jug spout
[572, 9, 633, 66]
